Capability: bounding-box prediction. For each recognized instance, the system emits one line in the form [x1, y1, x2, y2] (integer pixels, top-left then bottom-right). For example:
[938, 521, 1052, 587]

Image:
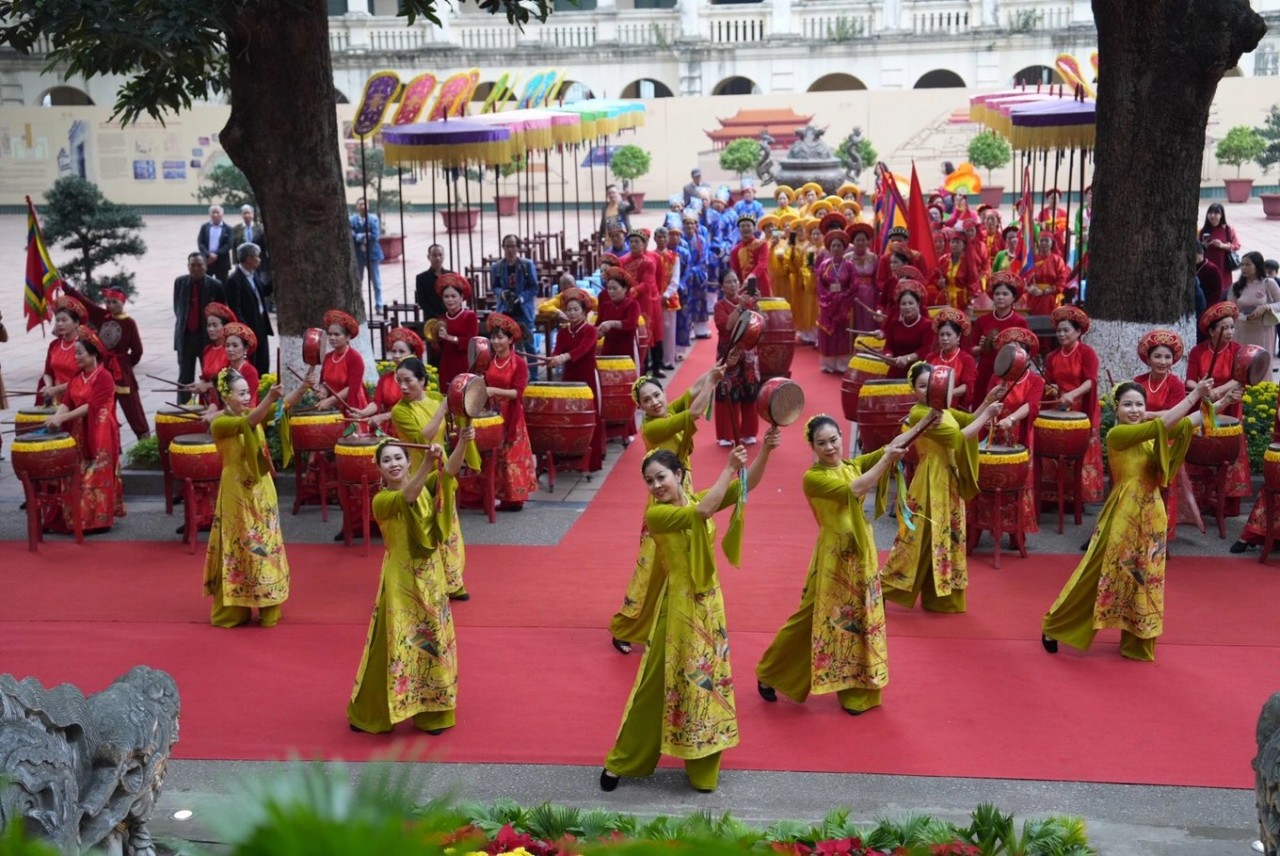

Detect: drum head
[983, 444, 1027, 455]
[1236, 344, 1270, 386]
[927, 365, 954, 410]
[468, 336, 492, 373]
[15, 430, 70, 443]
[449, 373, 489, 419]
[757, 378, 805, 426]
[730, 309, 763, 350]
[338, 435, 381, 448]
[302, 327, 327, 366]
[992, 343, 1027, 382]
[173, 432, 215, 446]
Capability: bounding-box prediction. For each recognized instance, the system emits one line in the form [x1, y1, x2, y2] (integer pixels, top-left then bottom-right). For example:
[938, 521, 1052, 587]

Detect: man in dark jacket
[225, 242, 274, 375]
[173, 252, 225, 402]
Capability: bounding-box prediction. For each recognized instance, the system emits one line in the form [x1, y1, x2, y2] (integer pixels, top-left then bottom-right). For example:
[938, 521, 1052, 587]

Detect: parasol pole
[494, 161, 503, 265]
[559, 145, 568, 247]
[574, 143, 584, 249]
[1052, 148, 1062, 206]
[1062, 146, 1075, 275]
[397, 165, 408, 305]
[1038, 149, 1048, 218]
[359, 136, 373, 318]
[477, 163, 487, 277]
[543, 146, 552, 241]
[464, 162, 476, 277]
[444, 167, 455, 268]
[588, 136, 597, 246]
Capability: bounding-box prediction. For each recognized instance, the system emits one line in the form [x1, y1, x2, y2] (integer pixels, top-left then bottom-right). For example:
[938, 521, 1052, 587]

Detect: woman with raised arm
[347, 429, 473, 734]
[601, 432, 780, 794]
[203, 366, 312, 628]
[483, 312, 538, 512]
[433, 273, 479, 394]
[756, 414, 921, 716]
[880, 361, 1004, 614]
[1041, 378, 1213, 661]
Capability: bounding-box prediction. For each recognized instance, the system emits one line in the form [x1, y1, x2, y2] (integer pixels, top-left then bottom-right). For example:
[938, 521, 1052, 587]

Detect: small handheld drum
[169, 433, 221, 482]
[10, 432, 78, 481]
[597, 355, 639, 425]
[15, 407, 56, 436]
[993, 343, 1030, 383]
[334, 435, 382, 485]
[756, 378, 805, 426]
[290, 409, 345, 453]
[447, 373, 489, 419]
[1032, 410, 1091, 458]
[1264, 443, 1280, 492]
[1233, 344, 1270, 386]
[1186, 415, 1243, 467]
[977, 444, 1031, 492]
[522, 382, 596, 458]
[926, 365, 954, 411]
[841, 354, 890, 421]
[729, 309, 765, 352]
[467, 336, 492, 374]
[302, 327, 327, 366]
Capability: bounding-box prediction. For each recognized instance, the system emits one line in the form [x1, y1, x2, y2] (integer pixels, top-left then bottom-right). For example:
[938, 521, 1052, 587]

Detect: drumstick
[855, 347, 892, 363]
[855, 297, 880, 316]
[145, 373, 186, 387]
[165, 401, 204, 411]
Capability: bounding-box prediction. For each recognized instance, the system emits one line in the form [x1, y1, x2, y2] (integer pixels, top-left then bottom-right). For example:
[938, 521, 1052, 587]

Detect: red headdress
[846, 222, 875, 244]
[560, 287, 597, 313]
[323, 309, 359, 337]
[386, 326, 425, 358]
[101, 288, 127, 303]
[1137, 330, 1184, 366]
[204, 302, 238, 323]
[1198, 301, 1239, 334]
[896, 265, 924, 283]
[222, 322, 258, 355]
[994, 327, 1039, 359]
[605, 266, 635, 292]
[818, 212, 848, 234]
[931, 307, 972, 338]
[987, 271, 1023, 298]
[53, 295, 88, 322]
[435, 272, 473, 302]
[76, 325, 106, 357]
[822, 230, 848, 251]
[485, 311, 523, 342]
[1050, 305, 1090, 335]
[893, 279, 927, 304]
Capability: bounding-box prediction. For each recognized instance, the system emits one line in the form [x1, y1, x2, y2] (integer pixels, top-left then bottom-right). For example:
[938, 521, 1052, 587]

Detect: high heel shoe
[611, 637, 632, 655]
[599, 769, 620, 792]
[1041, 633, 1059, 654]
[757, 681, 777, 702]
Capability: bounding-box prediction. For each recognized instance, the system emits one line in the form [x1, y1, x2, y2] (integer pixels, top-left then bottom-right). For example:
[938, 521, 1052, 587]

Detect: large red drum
[978, 444, 1031, 492]
[597, 356, 638, 426]
[15, 408, 56, 436]
[636, 316, 650, 373]
[857, 379, 915, 453]
[10, 432, 78, 480]
[470, 411, 505, 452]
[1265, 443, 1280, 491]
[523, 382, 596, 458]
[290, 410, 345, 453]
[1032, 410, 1091, 458]
[155, 406, 208, 470]
[169, 433, 222, 482]
[334, 435, 381, 485]
[1186, 415, 1243, 467]
[756, 298, 796, 379]
[841, 354, 890, 421]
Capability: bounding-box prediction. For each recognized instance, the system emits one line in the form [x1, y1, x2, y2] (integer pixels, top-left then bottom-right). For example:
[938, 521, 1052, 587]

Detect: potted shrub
[719, 138, 761, 204]
[967, 132, 1011, 208]
[610, 144, 652, 212]
[1215, 125, 1265, 204]
[494, 154, 524, 217]
[1256, 105, 1280, 219]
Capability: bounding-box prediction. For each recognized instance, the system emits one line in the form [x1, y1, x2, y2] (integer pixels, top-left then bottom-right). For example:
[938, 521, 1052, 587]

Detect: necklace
[329, 346, 348, 364]
[446, 307, 464, 319]
[1144, 372, 1169, 396]
[1060, 341, 1079, 358]
[936, 347, 959, 366]
[58, 336, 76, 351]
[993, 307, 1013, 321]
[901, 313, 921, 328]
[493, 353, 512, 370]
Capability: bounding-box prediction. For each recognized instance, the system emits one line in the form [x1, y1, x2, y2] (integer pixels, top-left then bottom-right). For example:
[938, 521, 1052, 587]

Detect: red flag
[907, 164, 937, 284]
[24, 196, 59, 331]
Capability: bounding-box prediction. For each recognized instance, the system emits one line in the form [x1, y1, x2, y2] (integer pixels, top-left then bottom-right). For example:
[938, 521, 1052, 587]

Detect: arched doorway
[713, 76, 761, 96]
[1012, 65, 1063, 86]
[807, 73, 867, 92]
[559, 80, 596, 102]
[39, 86, 94, 106]
[913, 69, 966, 89]
[620, 78, 674, 98]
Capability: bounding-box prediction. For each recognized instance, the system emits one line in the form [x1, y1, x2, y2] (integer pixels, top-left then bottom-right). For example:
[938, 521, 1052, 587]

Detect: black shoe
[176, 525, 186, 535]
[1080, 540, 1090, 552]
[349, 723, 370, 733]
[448, 591, 471, 601]
[693, 786, 716, 793]
[757, 681, 777, 702]
[333, 530, 347, 541]
[599, 769, 620, 792]
[424, 728, 445, 735]
[172, 494, 184, 505]
[844, 707, 865, 716]
[1229, 540, 1250, 554]
[651, 369, 667, 379]
[497, 502, 524, 512]
[1041, 634, 1059, 654]
[611, 637, 632, 655]
[661, 364, 676, 371]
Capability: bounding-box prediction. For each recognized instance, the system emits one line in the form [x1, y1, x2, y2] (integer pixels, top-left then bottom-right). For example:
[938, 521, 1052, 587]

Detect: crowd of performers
[9, 179, 1280, 796]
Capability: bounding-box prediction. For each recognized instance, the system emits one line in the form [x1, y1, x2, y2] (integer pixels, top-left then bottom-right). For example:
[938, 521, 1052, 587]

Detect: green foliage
[1242, 382, 1277, 473]
[968, 133, 1013, 180]
[720, 138, 762, 178]
[610, 144, 653, 182]
[42, 176, 145, 299]
[0, 0, 555, 127]
[836, 135, 878, 174]
[826, 15, 864, 41]
[0, 821, 61, 856]
[1254, 104, 1280, 175]
[1008, 9, 1042, 33]
[346, 147, 402, 221]
[125, 434, 162, 469]
[1215, 125, 1266, 176]
[196, 162, 256, 210]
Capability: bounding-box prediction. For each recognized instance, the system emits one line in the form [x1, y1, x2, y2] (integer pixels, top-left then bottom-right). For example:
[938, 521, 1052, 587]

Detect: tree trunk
[219, 0, 372, 377]
[1087, 0, 1265, 377]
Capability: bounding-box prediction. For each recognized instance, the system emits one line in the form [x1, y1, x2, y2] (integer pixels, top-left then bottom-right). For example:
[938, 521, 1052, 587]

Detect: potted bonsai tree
[610, 144, 652, 213]
[494, 154, 524, 217]
[1256, 105, 1280, 220]
[719, 138, 761, 204]
[968, 132, 1012, 208]
[1215, 125, 1265, 204]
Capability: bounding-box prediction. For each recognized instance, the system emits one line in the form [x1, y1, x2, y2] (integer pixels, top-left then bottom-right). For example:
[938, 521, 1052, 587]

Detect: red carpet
[3, 340, 1278, 789]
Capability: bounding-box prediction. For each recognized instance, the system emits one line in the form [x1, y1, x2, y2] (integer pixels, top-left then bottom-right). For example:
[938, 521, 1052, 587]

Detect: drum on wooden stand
[335, 435, 382, 553]
[1032, 410, 1091, 458]
[290, 409, 345, 453]
[1264, 443, 1280, 492]
[756, 298, 796, 379]
[842, 354, 889, 422]
[289, 409, 344, 519]
[1186, 415, 1243, 467]
[15, 407, 56, 436]
[170, 433, 221, 553]
[597, 356, 639, 427]
[154, 405, 208, 515]
[11, 432, 82, 551]
[978, 444, 1031, 492]
[856, 379, 915, 453]
[523, 382, 596, 458]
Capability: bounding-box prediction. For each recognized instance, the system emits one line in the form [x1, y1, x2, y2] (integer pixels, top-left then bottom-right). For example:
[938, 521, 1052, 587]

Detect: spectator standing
[598, 183, 635, 242]
[351, 197, 385, 314]
[173, 253, 226, 403]
[233, 205, 270, 306]
[490, 235, 541, 379]
[197, 205, 233, 283]
[414, 243, 450, 368]
[681, 168, 709, 208]
[225, 243, 274, 375]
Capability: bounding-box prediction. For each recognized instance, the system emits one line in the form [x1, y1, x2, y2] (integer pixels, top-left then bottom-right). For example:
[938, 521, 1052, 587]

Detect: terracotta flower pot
[1223, 178, 1254, 204]
[1261, 193, 1280, 221]
[377, 234, 403, 263]
[979, 186, 1005, 208]
[629, 191, 646, 213]
[495, 195, 519, 216]
[440, 208, 480, 233]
